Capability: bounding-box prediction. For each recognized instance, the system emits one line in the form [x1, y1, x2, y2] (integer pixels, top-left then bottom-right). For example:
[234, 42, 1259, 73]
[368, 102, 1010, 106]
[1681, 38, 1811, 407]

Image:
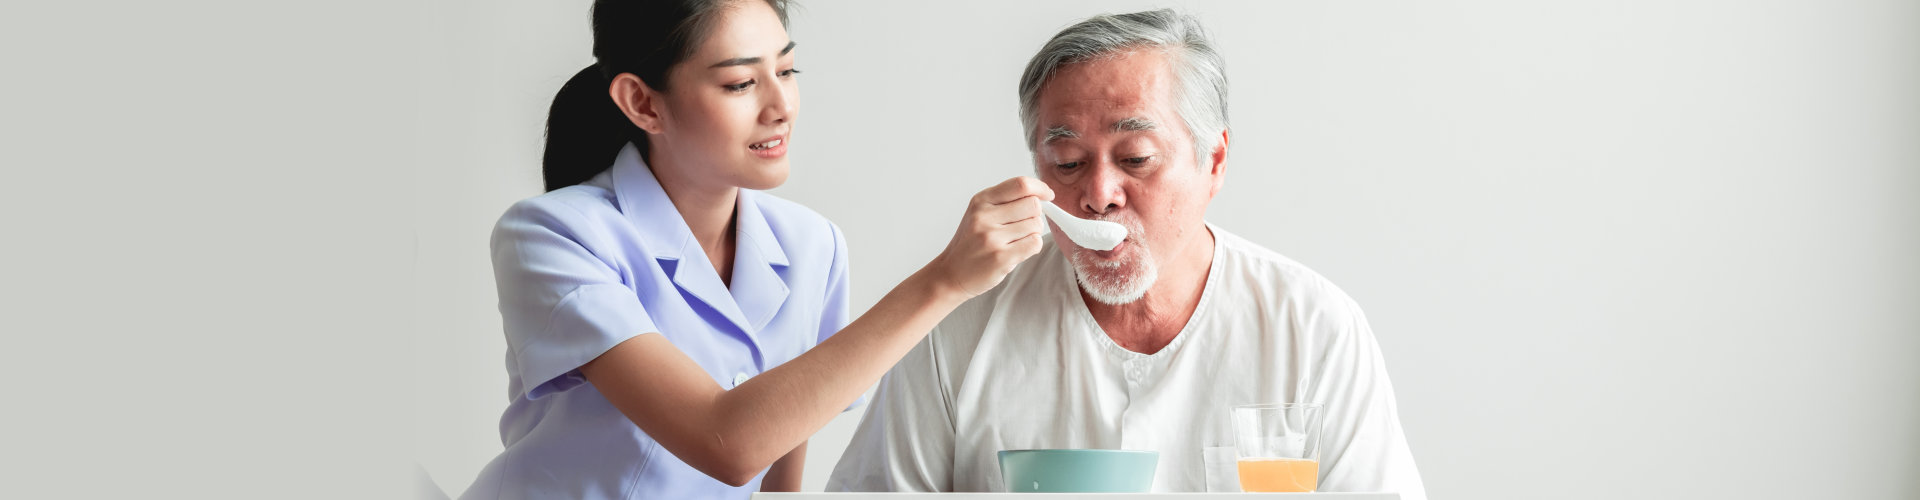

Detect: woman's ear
[609, 73, 666, 135]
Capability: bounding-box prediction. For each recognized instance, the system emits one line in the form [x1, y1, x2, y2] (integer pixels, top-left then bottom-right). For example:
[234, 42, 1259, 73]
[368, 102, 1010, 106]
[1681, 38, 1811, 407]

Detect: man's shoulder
[1208, 225, 1365, 319]
[1210, 226, 1342, 292]
[1205, 226, 1380, 349]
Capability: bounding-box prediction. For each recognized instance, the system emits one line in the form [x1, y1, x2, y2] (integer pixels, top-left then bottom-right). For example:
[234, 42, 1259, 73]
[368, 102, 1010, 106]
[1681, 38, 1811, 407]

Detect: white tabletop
[755, 494, 1399, 499]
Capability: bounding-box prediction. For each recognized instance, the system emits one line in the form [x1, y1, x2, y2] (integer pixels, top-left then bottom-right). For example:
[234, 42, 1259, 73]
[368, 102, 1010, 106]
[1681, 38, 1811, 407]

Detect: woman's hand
[924, 176, 1055, 300]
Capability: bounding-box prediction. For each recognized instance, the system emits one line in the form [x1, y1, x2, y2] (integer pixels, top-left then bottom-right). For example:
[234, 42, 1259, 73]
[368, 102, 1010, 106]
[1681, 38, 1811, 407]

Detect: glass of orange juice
[1231, 403, 1324, 492]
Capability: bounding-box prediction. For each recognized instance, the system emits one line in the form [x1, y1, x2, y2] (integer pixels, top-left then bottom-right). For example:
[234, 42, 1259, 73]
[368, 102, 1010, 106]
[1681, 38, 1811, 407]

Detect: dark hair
[542, 0, 791, 192]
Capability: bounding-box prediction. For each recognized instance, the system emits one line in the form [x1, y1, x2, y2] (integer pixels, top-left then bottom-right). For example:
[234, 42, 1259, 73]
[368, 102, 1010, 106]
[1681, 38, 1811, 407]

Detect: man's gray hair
[1018, 9, 1229, 167]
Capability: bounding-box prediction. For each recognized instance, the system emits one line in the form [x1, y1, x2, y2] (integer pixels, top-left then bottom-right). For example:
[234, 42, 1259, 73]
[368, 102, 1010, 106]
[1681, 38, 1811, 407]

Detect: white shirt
[828, 224, 1425, 499]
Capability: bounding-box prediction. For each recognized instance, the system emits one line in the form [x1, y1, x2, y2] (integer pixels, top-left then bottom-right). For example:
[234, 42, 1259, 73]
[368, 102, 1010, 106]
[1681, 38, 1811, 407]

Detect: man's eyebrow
[1043, 126, 1079, 144]
[707, 41, 798, 69]
[1113, 117, 1157, 133]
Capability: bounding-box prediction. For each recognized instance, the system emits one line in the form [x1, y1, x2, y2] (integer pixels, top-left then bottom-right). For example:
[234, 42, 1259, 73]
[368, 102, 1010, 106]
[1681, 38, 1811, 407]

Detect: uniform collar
[608, 143, 791, 337]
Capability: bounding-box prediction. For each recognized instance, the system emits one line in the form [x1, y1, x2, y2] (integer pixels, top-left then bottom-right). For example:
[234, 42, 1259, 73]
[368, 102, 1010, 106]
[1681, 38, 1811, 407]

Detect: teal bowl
[997, 449, 1159, 493]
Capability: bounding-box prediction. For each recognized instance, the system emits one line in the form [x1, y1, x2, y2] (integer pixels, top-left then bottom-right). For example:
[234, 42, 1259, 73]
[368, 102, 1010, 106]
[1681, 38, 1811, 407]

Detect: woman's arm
[756, 440, 802, 490]
[760, 441, 806, 492]
[580, 177, 1052, 486]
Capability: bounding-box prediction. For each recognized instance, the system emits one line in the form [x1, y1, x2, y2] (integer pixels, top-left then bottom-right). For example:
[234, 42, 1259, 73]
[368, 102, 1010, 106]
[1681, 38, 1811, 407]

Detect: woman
[461, 0, 1052, 498]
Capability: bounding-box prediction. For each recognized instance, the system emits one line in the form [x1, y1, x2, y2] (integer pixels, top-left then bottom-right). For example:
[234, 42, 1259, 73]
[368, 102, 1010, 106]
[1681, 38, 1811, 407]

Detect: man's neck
[1083, 225, 1216, 355]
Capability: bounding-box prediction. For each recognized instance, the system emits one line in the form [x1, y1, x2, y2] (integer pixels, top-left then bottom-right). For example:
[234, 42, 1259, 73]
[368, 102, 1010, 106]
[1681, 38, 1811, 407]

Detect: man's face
[1031, 49, 1223, 305]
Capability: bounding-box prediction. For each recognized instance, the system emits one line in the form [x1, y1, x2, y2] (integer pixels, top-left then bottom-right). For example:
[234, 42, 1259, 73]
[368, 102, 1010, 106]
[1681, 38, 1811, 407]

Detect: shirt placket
[1117, 356, 1154, 451]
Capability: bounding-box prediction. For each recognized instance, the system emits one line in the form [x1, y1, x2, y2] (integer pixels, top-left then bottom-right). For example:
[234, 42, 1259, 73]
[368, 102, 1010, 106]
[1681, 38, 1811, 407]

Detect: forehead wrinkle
[1037, 56, 1176, 140]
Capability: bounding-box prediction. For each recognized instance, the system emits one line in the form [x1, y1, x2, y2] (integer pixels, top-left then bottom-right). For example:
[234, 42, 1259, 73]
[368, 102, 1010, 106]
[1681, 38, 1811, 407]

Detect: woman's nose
[762, 79, 795, 125]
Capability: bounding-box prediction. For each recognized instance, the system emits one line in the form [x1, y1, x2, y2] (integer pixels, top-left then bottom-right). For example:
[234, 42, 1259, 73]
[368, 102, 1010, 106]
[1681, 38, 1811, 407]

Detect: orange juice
[1237, 457, 1319, 492]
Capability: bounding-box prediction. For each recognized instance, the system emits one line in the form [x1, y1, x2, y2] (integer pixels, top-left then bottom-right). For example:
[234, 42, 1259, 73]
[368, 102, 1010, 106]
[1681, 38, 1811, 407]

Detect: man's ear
[609, 73, 666, 135]
[1207, 129, 1229, 197]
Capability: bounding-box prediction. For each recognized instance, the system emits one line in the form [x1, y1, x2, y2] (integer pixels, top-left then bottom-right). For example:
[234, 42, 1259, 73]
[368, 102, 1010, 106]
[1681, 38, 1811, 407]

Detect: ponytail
[541, 0, 791, 192]
[541, 64, 640, 192]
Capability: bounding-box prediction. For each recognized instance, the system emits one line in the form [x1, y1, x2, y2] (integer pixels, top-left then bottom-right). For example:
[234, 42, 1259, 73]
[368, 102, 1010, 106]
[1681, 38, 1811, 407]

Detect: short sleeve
[1301, 290, 1426, 500]
[491, 200, 657, 400]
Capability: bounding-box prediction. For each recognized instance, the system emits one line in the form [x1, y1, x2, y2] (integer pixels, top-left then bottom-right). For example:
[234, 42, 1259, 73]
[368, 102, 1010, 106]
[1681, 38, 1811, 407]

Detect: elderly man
[828, 9, 1425, 498]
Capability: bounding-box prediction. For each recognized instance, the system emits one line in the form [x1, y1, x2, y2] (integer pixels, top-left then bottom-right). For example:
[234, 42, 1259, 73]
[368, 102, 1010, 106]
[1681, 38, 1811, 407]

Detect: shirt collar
[606, 143, 791, 336]
[734, 188, 791, 267]
[606, 143, 690, 258]
[604, 143, 790, 264]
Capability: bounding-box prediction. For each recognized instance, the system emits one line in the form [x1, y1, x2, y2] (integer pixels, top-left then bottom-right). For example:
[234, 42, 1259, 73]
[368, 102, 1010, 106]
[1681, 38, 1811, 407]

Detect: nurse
[460, 0, 1052, 498]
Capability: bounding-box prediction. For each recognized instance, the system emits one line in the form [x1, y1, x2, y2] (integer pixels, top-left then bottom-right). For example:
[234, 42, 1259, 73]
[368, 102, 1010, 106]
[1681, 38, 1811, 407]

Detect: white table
[756, 494, 1398, 499]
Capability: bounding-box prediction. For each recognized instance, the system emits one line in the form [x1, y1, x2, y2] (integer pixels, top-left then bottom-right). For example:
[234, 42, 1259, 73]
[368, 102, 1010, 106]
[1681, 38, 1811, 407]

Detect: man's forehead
[1041, 72, 1163, 107]
[1036, 52, 1176, 130]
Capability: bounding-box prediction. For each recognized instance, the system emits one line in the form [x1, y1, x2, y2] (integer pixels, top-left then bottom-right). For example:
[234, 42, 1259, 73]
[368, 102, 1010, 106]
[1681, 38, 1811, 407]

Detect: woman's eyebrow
[708, 41, 798, 69]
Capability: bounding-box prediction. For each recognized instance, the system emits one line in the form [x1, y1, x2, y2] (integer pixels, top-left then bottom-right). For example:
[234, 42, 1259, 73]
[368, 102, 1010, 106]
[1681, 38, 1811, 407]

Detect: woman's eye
[1056, 161, 1082, 170]
[778, 68, 802, 78]
[724, 79, 755, 93]
[1122, 156, 1152, 165]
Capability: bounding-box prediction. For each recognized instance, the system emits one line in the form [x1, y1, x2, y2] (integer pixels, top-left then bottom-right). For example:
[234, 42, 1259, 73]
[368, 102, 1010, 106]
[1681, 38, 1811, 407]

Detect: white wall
[7, 1, 417, 497]
[410, 1, 1920, 499]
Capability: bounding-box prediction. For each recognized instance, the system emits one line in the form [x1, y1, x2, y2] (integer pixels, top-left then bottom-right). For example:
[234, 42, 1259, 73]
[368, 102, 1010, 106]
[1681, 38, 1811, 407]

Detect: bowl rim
[996, 448, 1160, 456]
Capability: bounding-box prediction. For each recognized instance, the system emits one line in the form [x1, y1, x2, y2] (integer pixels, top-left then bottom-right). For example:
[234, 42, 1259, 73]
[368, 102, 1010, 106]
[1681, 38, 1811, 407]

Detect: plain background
[410, 0, 1920, 498]
[3, 0, 1915, 498]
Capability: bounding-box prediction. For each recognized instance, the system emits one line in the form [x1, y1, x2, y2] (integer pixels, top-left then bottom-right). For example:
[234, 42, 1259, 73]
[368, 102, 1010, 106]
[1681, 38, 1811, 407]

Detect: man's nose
[1080, 160, 1125, 216]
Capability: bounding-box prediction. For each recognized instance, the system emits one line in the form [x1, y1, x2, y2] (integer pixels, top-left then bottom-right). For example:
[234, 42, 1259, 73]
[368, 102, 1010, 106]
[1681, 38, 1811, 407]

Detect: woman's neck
[646, 150, 740, 287]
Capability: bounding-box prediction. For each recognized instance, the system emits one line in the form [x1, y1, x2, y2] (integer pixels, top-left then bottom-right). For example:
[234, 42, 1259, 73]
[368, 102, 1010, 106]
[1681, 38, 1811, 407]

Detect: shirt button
[733, 372, 751, 387]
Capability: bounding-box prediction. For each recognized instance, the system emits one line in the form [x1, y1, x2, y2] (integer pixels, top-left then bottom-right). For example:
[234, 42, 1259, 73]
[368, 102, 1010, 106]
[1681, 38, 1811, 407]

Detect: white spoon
[1039, 201, 1127, 251]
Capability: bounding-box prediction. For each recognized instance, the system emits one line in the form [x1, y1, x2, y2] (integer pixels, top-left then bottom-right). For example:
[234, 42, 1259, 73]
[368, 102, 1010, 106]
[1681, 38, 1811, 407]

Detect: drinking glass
[1231, 403, 1324, 492]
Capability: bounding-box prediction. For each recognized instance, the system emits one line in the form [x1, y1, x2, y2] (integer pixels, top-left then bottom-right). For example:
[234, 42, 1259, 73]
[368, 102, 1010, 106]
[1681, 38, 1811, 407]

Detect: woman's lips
[748, 135, 786, 158]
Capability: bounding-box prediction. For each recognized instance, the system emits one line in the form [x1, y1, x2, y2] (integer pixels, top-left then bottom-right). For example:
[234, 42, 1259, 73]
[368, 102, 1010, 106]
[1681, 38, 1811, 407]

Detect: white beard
[1066, 217, 1156, 305]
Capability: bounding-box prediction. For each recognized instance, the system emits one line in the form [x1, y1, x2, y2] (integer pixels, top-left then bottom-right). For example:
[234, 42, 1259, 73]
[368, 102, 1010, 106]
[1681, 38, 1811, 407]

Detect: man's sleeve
[1303, 292, 1428, 500]
[827, 332, 956, 491]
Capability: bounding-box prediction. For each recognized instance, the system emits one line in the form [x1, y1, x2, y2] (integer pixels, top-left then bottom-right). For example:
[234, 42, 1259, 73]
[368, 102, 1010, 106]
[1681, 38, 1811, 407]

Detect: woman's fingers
[934, 177, 1058, 299]
[973, 196, 1044, 232]
[1003, 215, 1048, 254]
[973, 176, 1055, 207]
[987, 201, 1049, 245]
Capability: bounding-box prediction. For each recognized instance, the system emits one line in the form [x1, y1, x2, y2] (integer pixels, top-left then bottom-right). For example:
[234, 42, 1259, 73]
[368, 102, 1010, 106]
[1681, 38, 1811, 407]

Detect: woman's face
[653, 0, 797, 192]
